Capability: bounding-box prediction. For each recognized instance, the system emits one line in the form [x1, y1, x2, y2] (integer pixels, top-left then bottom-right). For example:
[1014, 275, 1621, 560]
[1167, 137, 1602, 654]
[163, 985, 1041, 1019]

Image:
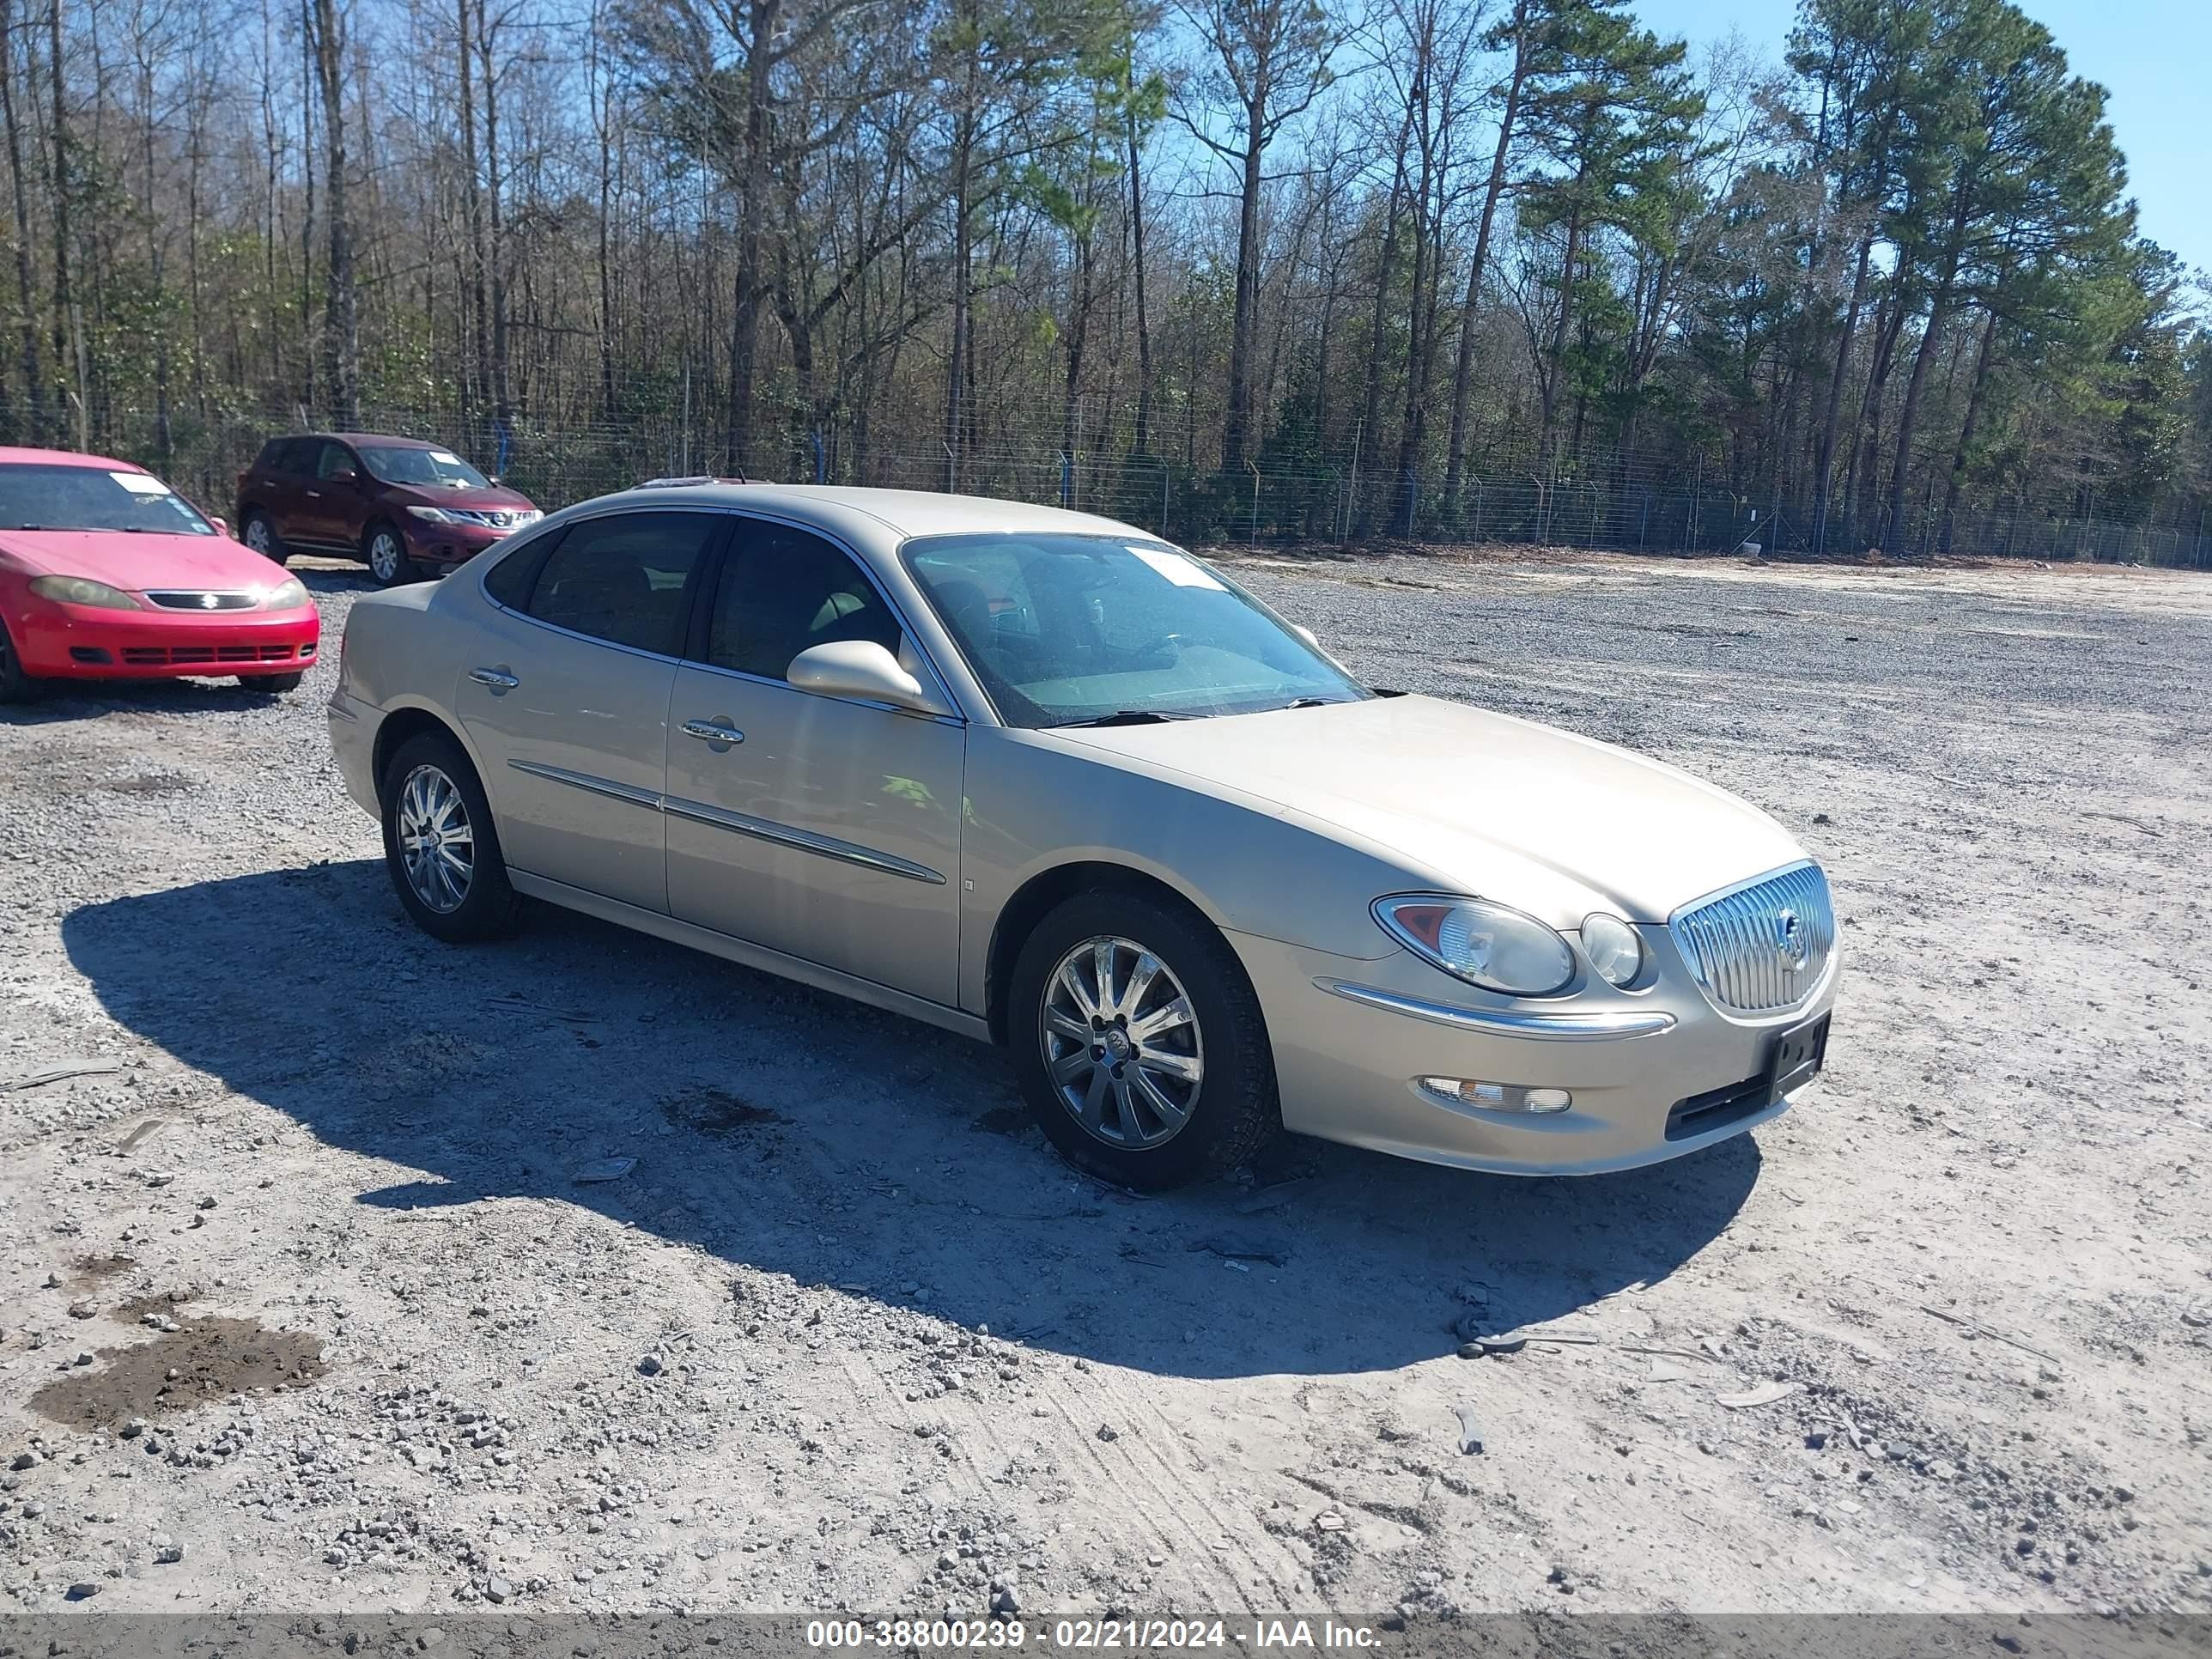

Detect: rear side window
[705, 520, 902, 681]
[523, 511, 719, 655]
[482, 532, 553, 610]
[253, 439, 290, 471]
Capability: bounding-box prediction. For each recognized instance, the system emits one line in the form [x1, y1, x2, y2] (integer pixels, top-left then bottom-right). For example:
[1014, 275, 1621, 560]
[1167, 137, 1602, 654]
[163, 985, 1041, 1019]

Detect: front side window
[0, 463, 216, 536]
[902, 532, 1364, 726]
[705, 520, 902, 681]
[360, 446, 491, 489]
[522, 511, 717, 654]
[314, 442, 359, 481]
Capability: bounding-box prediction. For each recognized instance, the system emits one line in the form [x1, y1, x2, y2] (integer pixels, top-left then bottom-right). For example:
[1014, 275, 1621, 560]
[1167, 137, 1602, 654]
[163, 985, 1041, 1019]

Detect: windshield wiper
[1274, 696, 1344, 711]
[1048, 709, 1200, 728]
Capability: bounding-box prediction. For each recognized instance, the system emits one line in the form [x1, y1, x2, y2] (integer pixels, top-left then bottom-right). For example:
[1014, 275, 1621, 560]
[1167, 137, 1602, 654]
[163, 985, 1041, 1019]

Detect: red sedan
[0, 447, 320, 702]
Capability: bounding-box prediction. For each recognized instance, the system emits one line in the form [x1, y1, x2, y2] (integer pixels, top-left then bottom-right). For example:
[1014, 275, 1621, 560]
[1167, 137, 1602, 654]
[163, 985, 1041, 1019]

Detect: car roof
[0, 445, 141, 471]
[587, 483, 1157, 544]
[283, 433, 442, 449]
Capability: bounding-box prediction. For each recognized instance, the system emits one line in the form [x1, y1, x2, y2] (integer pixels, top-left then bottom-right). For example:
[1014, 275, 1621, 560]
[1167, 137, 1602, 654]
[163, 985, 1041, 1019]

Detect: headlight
[405, 505, 458, 524]
[262, 577, 309, 610]
[29, 574, 143, 611]
[1373, 895, 1575, 996]
[1579, 913, 1644, 988]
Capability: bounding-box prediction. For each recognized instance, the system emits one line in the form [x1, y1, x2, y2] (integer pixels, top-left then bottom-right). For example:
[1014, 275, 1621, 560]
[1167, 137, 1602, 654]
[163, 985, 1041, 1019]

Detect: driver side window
[705, 520, 902, 681]
[314, 442, 357, 481]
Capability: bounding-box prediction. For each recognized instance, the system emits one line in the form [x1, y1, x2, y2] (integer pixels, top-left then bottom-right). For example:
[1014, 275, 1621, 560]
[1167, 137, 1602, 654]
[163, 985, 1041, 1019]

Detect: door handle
[469, 666, 520, 692]
[305, 489, 321, 498]
[681, 718, 744, 747]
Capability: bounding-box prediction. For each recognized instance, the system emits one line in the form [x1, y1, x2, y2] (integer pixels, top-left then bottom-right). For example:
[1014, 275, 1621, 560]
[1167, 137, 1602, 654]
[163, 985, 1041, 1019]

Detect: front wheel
[0, 614, 42, 704]
[364, 522, 419, 587]
[1008, 887, 1279, 1190]
[380, 731, 523, 942]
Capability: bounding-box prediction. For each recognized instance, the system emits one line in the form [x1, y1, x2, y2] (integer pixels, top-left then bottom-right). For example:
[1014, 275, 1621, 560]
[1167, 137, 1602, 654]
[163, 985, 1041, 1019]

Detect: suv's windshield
[359, 445, 491, 489]
[0, 463, 214, 535]
[902, 532, 1367, 727]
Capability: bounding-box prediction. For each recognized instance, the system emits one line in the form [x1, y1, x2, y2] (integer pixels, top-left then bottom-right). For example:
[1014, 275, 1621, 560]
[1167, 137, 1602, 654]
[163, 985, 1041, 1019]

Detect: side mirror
[330, 467, 358, 486]
[208, 515, 231, 538]
[787, 640, 951, 716]
[1291, 624, 1322, 650]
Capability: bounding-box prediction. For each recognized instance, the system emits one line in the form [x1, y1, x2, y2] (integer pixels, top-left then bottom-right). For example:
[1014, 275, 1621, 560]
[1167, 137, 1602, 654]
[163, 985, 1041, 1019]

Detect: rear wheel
[365, 521, 418, 586]
[237, 672, 305, 695]
[1008, 887, 1279, 1190]
[240, 510, 289, 567]
[0, 614, 41, 704]
[380, 731, 522, 942]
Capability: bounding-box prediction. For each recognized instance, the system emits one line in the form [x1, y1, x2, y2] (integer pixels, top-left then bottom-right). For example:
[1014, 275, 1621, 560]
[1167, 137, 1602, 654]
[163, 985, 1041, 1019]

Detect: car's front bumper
[15, 601, 320, 680]
[399, 518, 529, 573]
[1229, 927, 1836, 1176]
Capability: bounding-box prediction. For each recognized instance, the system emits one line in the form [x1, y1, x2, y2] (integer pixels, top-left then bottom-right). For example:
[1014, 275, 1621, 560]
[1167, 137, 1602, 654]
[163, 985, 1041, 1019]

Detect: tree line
[2, 0, 2207, 556]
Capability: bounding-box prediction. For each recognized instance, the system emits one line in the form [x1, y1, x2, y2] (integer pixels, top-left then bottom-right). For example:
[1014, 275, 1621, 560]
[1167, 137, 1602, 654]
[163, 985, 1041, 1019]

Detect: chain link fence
[93, 398, 2212, 571]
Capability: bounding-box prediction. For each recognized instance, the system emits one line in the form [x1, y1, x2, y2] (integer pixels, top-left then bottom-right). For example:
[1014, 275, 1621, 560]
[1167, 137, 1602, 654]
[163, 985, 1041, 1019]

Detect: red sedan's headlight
[28, 574, 143, 611]
[262, 577, 310, 610]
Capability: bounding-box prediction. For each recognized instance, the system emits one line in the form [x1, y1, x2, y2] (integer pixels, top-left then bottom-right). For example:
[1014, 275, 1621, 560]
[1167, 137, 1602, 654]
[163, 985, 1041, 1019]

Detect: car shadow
[61, 859, 1760, 1380]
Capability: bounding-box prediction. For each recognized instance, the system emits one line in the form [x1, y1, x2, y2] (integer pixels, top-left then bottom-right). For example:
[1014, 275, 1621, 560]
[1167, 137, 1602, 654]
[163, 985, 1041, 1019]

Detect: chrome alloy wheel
[396, 764, 475, 913]
[244, 516, 275, 555]
[368, 528, 404, 583]
[1040, 935, 1205, 1150]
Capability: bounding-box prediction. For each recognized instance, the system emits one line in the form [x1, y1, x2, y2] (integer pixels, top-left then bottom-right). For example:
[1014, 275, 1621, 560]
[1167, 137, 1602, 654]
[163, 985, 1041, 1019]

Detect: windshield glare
[902, 532, 1367, 726]
[0, 463, 214, 535]
[360, 446, 491, 489]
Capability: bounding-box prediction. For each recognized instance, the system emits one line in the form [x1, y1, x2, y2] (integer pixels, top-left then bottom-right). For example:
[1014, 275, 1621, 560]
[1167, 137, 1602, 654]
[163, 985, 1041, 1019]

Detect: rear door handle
[681, 718, 744, 747]
[469, 666, 520, 692]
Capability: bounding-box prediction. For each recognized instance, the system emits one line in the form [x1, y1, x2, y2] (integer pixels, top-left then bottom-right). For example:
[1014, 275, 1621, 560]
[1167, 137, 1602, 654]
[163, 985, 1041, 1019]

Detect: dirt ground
[2, 547, 2208, 1625]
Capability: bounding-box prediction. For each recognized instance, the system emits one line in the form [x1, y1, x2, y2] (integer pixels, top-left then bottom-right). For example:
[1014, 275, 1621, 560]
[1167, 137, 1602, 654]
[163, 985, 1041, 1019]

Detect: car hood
[0, 530, 291, 593]
[1048, 694, 1809, 926]
[385, 482, 538, 514]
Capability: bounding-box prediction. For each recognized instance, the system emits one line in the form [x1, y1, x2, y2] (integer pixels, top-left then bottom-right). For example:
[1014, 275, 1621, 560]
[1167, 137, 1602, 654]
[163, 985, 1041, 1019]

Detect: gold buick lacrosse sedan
[328, 483, 1836, 1189]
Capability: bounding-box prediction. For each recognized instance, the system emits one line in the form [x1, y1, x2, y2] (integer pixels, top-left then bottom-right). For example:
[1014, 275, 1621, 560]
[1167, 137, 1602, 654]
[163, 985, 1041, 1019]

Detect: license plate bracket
[1764, 1012, 1830, 1106]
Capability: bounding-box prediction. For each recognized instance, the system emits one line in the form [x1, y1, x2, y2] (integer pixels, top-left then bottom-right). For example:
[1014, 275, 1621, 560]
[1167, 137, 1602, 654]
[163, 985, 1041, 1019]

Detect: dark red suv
[234, 433, 544, 586]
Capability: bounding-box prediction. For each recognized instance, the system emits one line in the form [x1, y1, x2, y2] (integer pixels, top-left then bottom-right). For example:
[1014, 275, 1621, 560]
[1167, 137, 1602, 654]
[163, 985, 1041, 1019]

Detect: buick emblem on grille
[199, 592, 220, 610]
[1773, 908, 1808, 969]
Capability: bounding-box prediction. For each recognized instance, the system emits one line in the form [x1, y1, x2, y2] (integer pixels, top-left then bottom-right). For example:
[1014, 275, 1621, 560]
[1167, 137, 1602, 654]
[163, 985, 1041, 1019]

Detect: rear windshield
[0, 463, 215, 535]
[360, 446, 491, 489]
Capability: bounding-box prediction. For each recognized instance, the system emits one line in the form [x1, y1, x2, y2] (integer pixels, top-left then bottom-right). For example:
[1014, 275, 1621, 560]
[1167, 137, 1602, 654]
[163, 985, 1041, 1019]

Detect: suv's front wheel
[1008, 887, 1279, 1190]
[365, 521, 419, 587]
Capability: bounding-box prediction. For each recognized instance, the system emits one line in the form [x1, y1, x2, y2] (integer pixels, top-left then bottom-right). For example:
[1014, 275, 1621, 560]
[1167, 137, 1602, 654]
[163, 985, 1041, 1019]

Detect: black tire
[240, 509, 289, 567]
[0, 613, 40, 704]
[237, 672, 305, 695]
[364, 520, 420, 587]
[1008, 886, 1279, 1190]
[379, 730, 523, 943]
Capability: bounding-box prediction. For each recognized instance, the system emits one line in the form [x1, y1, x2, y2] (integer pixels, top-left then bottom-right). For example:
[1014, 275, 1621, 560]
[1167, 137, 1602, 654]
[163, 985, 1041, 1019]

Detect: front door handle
[469, 665, 520, 692]
[681, 718, 744, 748]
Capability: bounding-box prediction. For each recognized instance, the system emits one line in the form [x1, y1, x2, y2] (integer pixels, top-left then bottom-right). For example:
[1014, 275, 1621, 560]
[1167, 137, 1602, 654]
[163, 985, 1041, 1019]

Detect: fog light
[1417, 1078, 1573, 1115]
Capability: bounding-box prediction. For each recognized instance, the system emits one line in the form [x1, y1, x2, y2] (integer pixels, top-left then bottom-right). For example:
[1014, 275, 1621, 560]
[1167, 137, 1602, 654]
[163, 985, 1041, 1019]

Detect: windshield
[902, 532, 1367, 727]
[359, 445, 491, 489]
[0, 463, 215, 535]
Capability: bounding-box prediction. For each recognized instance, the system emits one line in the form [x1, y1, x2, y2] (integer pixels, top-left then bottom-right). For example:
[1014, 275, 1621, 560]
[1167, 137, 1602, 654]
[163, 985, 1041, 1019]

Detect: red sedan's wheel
[0, 613, 41, 704]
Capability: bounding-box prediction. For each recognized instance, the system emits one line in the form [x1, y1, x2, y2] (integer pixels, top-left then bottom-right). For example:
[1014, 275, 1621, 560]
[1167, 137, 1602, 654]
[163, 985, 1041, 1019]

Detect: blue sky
[1632, 0, 2212, 282]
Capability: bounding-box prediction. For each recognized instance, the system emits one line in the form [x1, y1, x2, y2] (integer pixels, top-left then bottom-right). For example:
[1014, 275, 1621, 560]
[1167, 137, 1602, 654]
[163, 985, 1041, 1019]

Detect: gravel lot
[2, 547, 2208, 1623]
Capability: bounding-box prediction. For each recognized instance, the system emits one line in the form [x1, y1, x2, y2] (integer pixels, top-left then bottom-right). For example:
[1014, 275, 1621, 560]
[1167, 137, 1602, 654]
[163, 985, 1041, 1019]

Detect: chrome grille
[145, 590, 256, 611]
[449, 507, 535, 529]
[1668, 860, 1836, 1016]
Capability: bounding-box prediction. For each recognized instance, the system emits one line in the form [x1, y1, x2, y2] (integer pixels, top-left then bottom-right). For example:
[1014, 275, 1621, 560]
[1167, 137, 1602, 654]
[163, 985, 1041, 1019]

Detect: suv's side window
[706, 520, 902, 681]
[314, 441, 357, 481]
[522, 511, 719, 656]
[269, 439, 311, 474]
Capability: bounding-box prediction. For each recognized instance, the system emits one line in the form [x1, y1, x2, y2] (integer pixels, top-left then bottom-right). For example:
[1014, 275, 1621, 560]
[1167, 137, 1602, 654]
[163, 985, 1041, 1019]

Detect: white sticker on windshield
[1131, 546, 1225, 591]
[111, 471, 168, 495]
[429, 450, 462, 465]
